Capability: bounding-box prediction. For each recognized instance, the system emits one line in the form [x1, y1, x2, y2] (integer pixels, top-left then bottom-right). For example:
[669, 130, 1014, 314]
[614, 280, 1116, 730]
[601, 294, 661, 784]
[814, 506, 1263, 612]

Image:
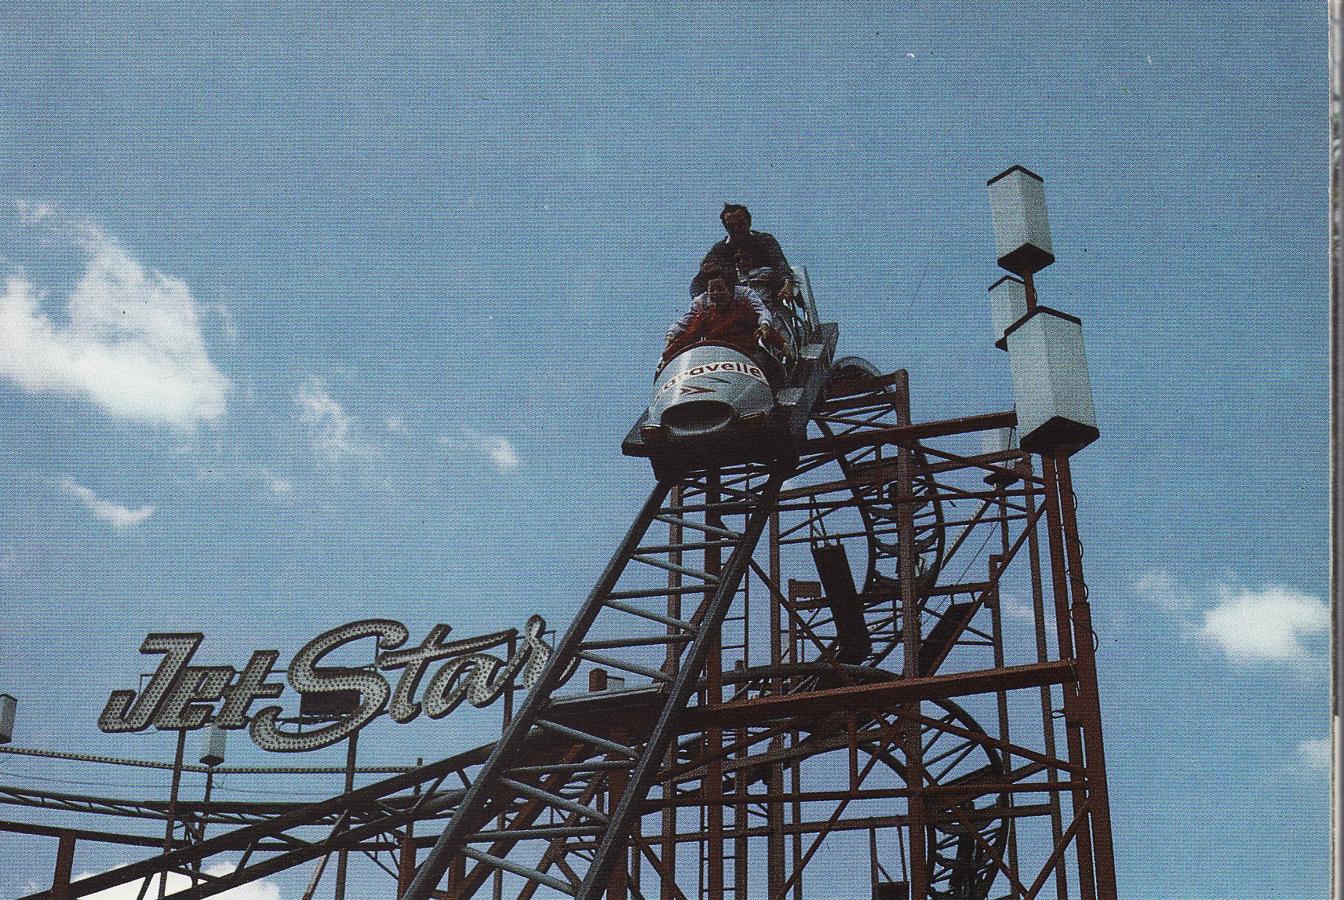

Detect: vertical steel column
[496, 635, 516, 900]
[398, 822, 417, 898]
[447, 853, 465, 899]
[734, 719, 748, 899]
[1054, 455, 1118, 900]
[1040, 454, 1097, 900]
[334, 731, 359, 900]
[767, 511, 786, 898]
[662, 485, 683, 900]
[191, 767, 217, 889]
[631, 818, 642, 897]
[992, 469, 1021, 882]
[1022, 456, 1069, 900]
[703, 472, 726, 900]
[766, 734, 786, 899]
[606, 762, 630, 899]
[661, 755, 679, 900]
[160, 728, 187, 900]
[892, 370, 929, 899]
[788, 581, 803, 900]
[51, 831, 75, 900]
[987, 549, 1019, 882]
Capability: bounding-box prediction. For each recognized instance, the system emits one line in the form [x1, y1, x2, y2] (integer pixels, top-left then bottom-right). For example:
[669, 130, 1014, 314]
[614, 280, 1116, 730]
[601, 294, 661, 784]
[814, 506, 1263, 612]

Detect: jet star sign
[98, 616, 555, 752]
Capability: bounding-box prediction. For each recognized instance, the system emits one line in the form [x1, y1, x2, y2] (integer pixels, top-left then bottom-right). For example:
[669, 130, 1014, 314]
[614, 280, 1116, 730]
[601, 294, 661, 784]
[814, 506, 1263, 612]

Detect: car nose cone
[661, 399, 735, 438]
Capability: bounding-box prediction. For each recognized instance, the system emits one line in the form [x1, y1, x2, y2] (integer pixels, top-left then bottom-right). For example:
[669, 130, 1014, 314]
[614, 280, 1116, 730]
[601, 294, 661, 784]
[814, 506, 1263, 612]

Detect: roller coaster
[8, 178, 1118, 898]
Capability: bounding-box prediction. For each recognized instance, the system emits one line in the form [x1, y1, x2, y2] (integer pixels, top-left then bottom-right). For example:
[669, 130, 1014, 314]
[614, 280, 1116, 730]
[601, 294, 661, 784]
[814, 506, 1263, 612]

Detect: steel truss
[16, 364, 1116, 900]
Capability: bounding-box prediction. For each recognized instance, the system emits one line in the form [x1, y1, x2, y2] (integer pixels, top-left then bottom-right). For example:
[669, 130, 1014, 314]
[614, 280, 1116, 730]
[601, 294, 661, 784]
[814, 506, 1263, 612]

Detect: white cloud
[479, 434, 520, 472]
[1296, 737, 1331, 773]
[58, 477, 155, 528]
[1139, 571, 1329, 676]
[295, 378, 363, 462]
[0, 203, 229, 427]
[1198, 585, 1329, 667]
[265, 474, 294, 498]
[75, 861, 281, 899]
[1134, 569, 1195, 612]
[998, 592, 1037, 622]
[385, 415, 408, 434]
[441, 428, 521, 473]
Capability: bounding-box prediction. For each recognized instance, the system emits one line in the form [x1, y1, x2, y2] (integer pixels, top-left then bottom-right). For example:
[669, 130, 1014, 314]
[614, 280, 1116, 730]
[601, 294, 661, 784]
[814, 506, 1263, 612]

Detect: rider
[690, 203, 795, 309]
[663, 262, 781, 367]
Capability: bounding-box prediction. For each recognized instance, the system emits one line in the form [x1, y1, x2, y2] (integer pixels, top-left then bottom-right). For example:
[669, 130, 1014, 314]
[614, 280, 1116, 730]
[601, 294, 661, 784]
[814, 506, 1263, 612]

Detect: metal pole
[334, 730, 359, 900]
[1054, 454, 1118, 900]
[495, 635, 517, 900]
[734, 716, 748, 899]
[1022, 455, 1069, 900]
[893, 370, 929, 899]
[1040, 454, 1098, 900]
[192, 768, 216, 889]
[767, 511, 786, 898]
[631, 811, 643, 897]
[160, 728, 187, 900]
[398, 820, 417, 898]
[992, 493, 1020, 881]
[51, 831, 75, 900]
[1022, 270, 1038, 312]
[606, 756, 631, 899]
[788, 580, 803, 900]
[399, 758, 423, 898]
[704, 471, 726, 900]
[662, 483, 682, 900]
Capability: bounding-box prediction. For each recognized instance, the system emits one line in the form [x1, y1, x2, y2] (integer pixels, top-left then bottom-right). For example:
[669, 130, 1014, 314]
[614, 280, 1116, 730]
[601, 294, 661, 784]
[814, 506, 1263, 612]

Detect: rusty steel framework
[12, 361, 1117, 900]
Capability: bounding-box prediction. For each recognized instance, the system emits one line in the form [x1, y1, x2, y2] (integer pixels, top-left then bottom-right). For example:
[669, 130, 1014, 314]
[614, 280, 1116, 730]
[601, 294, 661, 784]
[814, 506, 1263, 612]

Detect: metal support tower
[14, 366, 1117, 900]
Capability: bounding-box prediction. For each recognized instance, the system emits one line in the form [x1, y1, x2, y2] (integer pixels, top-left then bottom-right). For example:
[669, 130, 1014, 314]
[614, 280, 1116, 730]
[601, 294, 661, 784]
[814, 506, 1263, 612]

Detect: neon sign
[98, 616, 554, 752]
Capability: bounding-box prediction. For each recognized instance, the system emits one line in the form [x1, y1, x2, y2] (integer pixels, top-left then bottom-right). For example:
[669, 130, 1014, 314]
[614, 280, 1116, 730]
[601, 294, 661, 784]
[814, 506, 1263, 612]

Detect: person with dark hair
[689, 203, 794, 304]
[663, 261, 781, 367]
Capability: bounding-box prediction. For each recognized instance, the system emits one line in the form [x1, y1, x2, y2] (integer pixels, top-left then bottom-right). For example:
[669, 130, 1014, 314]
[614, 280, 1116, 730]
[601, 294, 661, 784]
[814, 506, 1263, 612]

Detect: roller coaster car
[623, 267, 839, 479]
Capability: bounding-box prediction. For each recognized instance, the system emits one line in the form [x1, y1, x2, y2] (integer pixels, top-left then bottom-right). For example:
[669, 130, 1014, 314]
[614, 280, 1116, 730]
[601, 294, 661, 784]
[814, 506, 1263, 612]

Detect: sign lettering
[657, 360, 767, 397]
[98, 615, 554, 753]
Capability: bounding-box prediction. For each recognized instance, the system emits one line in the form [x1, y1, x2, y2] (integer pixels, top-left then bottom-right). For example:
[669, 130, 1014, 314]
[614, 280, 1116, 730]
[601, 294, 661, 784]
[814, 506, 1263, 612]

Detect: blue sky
[0, 4, 1329, 898]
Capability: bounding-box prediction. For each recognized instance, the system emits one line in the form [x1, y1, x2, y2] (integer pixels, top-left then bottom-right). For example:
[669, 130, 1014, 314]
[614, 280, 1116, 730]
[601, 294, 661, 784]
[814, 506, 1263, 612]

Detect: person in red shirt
[663, 262, 782, 367]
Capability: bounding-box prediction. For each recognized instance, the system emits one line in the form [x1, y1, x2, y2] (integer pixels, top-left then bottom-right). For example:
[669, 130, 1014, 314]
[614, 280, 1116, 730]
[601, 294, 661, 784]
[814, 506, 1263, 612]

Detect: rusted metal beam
[893, 373, 929, 900]
[1022, 454, 1070, 900]
[642, 780, 1079, 810]
[1056, 455, 1119, 900]
[800, 409, 1016, 456]
[703, 474, 726, 900]
[0, 819, 176, 849]
[687, 661, 1076, 730]
[1041, 454, 1098, 900]
[52, 831, 75, 900]
[623, 804, 1060, 848]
